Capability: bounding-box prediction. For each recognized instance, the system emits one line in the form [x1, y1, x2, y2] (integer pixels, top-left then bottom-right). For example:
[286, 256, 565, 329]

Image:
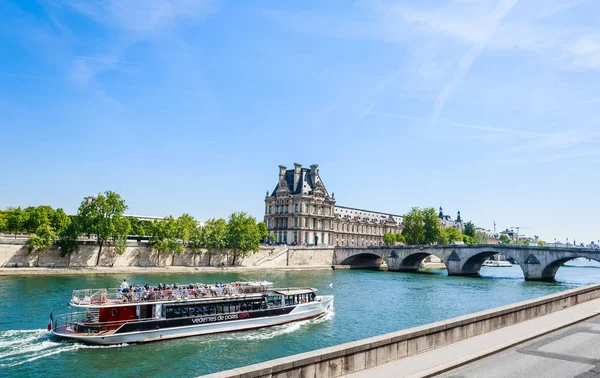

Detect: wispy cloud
[67, 0, 217, 34]
[431, 0, 520, 122]
[356, 103, 376, 120]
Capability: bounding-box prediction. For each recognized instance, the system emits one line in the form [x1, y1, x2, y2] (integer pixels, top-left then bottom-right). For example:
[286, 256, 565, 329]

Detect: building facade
[264, 163, 402, 246]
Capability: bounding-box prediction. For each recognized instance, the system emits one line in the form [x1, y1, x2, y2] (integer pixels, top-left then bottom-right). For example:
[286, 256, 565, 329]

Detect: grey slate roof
[270, 168, 329, 197]
[334, 206, 403, 226]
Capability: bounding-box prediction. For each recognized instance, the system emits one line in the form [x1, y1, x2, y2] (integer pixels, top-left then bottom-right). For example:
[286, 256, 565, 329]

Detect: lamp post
[566, 238, 569, 247]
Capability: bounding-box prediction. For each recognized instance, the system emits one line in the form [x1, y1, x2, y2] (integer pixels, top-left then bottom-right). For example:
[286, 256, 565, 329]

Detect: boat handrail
[70, 284, 272, 306]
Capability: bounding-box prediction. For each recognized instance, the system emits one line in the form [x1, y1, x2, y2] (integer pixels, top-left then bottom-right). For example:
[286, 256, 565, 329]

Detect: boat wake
[0, 329, 126, 368]
[217, 308, 335, 343]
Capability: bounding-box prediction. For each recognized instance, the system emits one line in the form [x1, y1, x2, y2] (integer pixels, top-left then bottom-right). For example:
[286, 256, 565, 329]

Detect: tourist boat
[482, 259, 512, 267]
[50, 281, 333, 345]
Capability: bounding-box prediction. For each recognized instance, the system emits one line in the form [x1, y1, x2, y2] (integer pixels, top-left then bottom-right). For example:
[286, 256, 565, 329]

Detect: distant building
[438, 207, 463, 231]
[264, 164, 402, 246]
[82, 196, 204, 227]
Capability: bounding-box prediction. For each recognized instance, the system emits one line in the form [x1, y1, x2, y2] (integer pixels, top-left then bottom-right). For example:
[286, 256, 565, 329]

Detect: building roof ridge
[334, 205, 403, 218]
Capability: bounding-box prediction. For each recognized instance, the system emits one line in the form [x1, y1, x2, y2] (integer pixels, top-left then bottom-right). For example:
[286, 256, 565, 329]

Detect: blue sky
[1, 0, 599, 243]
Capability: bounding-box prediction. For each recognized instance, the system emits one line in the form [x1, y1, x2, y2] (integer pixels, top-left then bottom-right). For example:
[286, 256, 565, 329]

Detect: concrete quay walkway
[345, 298, 600, 378]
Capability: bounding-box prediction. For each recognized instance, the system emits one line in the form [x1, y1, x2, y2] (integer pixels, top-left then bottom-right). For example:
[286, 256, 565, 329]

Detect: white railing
[70, 283, 272, 306]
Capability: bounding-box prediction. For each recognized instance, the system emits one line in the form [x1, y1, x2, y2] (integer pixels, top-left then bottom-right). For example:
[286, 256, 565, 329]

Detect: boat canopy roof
[272, 288, 317, 296]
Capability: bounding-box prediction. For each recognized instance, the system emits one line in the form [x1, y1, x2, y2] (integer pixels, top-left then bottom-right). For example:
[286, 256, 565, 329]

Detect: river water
[2, 261, 600, 377]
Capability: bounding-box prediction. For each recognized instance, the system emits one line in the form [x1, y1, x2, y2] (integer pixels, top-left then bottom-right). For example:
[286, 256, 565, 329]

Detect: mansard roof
[334, 206, 403, 226]
[270, 168, 330, 197]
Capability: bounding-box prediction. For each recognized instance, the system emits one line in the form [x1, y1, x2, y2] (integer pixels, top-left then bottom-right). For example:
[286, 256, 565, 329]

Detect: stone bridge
[333, 245, 600, 281]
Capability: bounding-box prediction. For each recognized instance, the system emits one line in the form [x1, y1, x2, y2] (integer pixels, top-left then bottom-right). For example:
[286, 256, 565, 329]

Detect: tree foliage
[57, 219, 81, 264]
[227, 212, 261, 266]
[438, 227, 463, 244]
[176, 214, 197, 246]
[395, 233, 406, 244]
[150, 216, 183, 266]
[401, 207, 443, 245]
[28, 223, 57, 266]
[464, 221, 476, 238]
[474, 231, 488, 244]
[257, 222, 268, 243]
[6, 207, 26, 236]
[203, 218, 228, 265]
[401, 207, 425, 245]
[423, 208, 441, 244]
[499, 234, 511, 244]
[77, 191, 128, 266]
[383, 233, 396, 246]
[50, 208, 71, 232]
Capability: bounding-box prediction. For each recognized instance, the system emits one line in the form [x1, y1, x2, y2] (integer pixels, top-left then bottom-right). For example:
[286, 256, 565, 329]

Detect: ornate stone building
[264, 163, 402, 246]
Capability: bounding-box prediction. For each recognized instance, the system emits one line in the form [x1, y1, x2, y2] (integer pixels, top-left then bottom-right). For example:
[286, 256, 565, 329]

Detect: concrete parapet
[200, 283, 600, 378]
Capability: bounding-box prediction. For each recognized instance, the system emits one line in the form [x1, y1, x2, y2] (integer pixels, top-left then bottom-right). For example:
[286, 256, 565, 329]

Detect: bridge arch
[395, 251, 447, 273]
[456, 249, 522, 277]
[541, 256, 600, 281]
[338, 253, 386, 270]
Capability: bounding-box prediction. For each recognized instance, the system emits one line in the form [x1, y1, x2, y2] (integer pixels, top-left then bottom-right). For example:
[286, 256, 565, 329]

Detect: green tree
[401, 207, 425, 245]
[257, 222, 268, 244]
[269, 233, 276, 244]
[438, 227, 461, 244]
[112, 215, 131, 256]
[474, 231, 488, 244]
[464, 221, 476, 238]
[383, 233, 396, 246]
[499, 234, 511, 244]
[57, 219, 81, 267]
[177, 214, 197, 245]
[150, 216, 182, 266]
[463, 235, 475, 244]
[423, 207, 442, 244]
[395, 233, 406, 244]
[227, 212, 261, 266]
[203, 218, 228, 266]
[25, 205, 54, 233]
[77, 191, 128, 266]
[0, 210, 6, 233]
[50, 208, 71, 234]
[28, 223, 57, 266]
[189, 226, 206, 266]
[171, 214, 196, 265]
[7, 207, 26, 237]
[537, 240, 548, 246]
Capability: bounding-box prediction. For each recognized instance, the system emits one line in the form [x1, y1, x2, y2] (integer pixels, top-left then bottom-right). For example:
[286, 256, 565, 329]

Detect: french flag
[47, 311, 53, 331]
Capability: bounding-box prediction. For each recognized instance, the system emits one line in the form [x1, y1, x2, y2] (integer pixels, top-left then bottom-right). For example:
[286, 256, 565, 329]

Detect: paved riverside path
[345, 298, 600, 378]
[437, 314, 600, 378]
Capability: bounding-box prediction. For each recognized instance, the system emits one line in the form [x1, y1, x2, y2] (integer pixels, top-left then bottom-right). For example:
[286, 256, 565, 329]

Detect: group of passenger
[114, 279, 254, 303]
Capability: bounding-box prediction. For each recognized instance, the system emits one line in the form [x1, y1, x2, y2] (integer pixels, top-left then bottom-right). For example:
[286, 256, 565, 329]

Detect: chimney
[309, 164, 319, 184]
[278, 165, 287, 182]
[293, 163, 302, 191]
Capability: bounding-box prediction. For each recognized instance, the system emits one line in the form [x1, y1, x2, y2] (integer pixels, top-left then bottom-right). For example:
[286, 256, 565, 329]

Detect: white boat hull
[53, 296, 333, 345]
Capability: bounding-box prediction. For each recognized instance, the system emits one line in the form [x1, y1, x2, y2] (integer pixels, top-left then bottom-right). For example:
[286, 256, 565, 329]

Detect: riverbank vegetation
[382, 207, 494, 246]
[0, 191, 267, 266]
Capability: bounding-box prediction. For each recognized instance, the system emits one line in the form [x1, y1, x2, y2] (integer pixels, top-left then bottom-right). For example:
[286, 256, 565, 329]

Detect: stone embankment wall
[204, 283, 600, 378]
[0, 237, 334, 268]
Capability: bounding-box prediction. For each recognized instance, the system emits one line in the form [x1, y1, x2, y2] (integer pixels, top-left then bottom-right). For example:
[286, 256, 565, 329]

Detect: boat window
[180, 307, 189, 317]
[173, 308, 181, 318]
[166, 307, 175, 317]
[215, 305, 224, 314]
[267, 296, 282, 306]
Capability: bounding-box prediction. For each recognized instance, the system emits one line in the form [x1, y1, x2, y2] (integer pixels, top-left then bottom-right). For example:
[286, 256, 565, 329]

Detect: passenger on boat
[121, 279, 129, 293]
